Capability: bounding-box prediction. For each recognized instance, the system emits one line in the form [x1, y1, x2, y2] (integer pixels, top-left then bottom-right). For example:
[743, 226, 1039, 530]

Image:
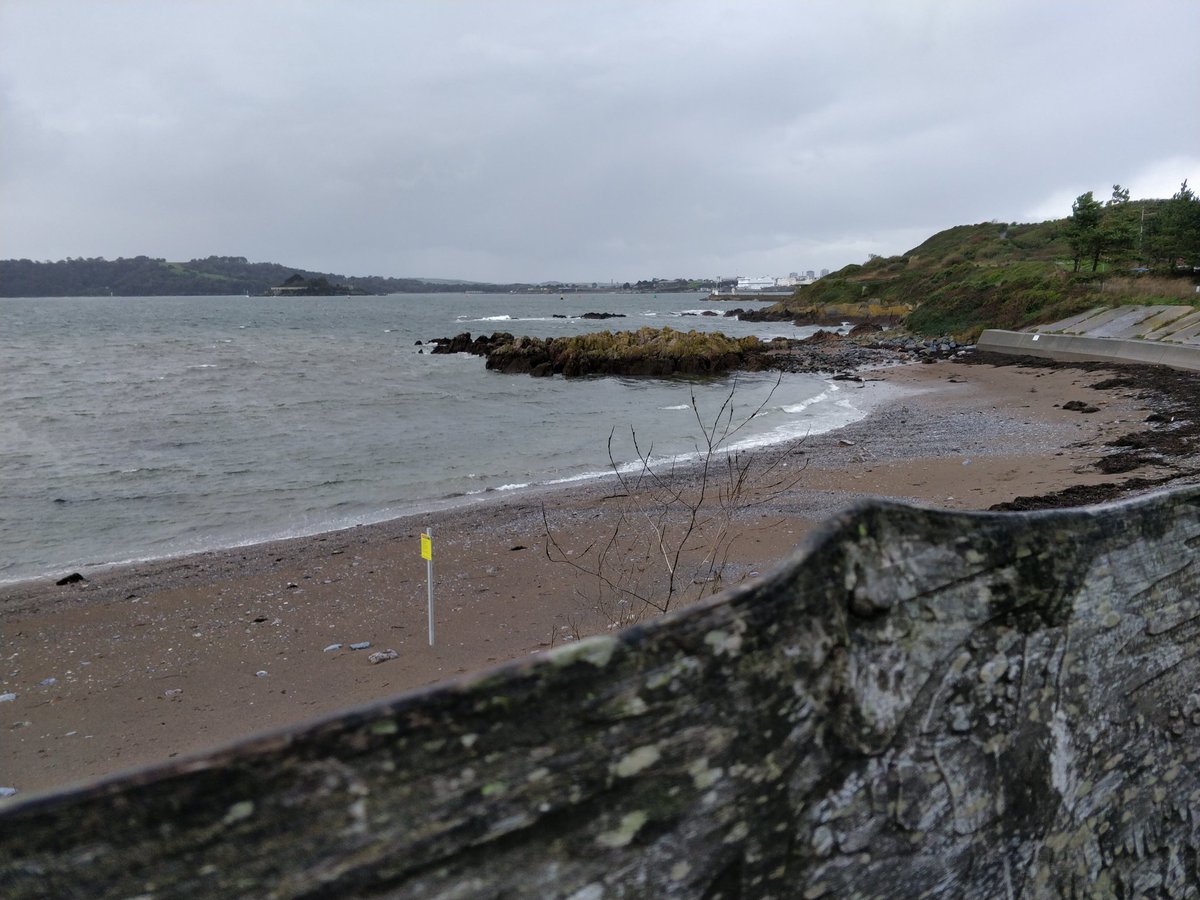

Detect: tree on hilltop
[1066, 186, 1139, 273]
[1066, 191, 1102, 272]
[1145, 180, 1200, 271]
[1097, 184, 1138, 271]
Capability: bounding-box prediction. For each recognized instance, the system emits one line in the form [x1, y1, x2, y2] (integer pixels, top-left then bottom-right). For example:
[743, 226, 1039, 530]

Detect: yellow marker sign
[420, 533, 432, 561]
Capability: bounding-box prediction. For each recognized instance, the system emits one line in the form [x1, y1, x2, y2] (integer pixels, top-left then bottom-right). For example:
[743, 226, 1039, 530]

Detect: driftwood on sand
[2, 486, 1200, 898]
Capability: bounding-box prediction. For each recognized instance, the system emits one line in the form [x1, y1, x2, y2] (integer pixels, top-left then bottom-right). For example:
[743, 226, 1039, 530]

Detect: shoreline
[0, 370, 891, 592]
[3, 353, 1199, 798]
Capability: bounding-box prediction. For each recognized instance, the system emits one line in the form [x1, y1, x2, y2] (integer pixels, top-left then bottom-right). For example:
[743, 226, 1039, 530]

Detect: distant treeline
[0, 256, 540, 298]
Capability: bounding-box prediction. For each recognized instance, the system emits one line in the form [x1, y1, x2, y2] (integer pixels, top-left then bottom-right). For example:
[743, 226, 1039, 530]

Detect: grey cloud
[2, 0, 1197, 281]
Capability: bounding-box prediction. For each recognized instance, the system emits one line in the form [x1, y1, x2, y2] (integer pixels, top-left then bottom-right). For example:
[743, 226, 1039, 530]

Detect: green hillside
[773, 185, 1200, 340]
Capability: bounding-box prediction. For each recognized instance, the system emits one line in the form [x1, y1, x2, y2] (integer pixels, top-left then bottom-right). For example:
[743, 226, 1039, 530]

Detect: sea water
[0, 292, 866, 582]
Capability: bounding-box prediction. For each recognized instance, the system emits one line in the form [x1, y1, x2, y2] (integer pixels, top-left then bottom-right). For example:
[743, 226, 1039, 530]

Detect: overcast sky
[2, 1, 1198, 283]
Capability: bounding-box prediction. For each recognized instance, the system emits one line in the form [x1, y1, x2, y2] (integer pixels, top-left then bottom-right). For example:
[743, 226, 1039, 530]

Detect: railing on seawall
[3, 486, 1200, 898]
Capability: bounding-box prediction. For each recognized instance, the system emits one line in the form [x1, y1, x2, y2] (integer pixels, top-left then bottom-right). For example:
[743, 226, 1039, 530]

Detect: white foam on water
[544, 468, 614, 487]
[782, 382, 838, 415]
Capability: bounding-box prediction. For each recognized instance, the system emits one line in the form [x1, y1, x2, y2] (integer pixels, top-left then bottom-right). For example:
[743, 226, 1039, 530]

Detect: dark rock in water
[428, 332, 475, 354]
[427, 332, 515, 358]
[473, 329, 759, 378]
[427, 328, 917, 379]
[731, 306, 795, 322]
[701, 310, 719, 316]
[578, 312, 626, 320]
[55, 573, 85, 586]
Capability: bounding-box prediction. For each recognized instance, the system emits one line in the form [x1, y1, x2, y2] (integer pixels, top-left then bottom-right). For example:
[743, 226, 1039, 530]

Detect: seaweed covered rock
[432, 327, 766, 377]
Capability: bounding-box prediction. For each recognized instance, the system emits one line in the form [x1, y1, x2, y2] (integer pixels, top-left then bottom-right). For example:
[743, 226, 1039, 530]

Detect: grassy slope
[773, 215, 1198, 340]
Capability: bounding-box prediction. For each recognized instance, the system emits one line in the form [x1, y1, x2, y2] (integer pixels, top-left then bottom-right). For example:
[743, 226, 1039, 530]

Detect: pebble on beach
[368, 649, 398, 665]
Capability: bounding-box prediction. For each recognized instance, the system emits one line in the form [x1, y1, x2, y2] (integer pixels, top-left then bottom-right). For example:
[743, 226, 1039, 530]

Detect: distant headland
[0, 255, 712, 299]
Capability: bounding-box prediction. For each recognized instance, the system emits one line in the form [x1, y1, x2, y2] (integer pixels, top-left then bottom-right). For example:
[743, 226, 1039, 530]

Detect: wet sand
[2, 353, 1196, 799]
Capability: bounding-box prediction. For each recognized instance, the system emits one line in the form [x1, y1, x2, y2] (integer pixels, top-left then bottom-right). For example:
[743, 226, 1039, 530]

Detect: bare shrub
[543, 376, 809, 633]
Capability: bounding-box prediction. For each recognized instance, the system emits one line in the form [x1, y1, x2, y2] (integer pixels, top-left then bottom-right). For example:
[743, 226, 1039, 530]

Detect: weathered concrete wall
[3, 487, 1200, 898]
[978, 328, 1200, 372]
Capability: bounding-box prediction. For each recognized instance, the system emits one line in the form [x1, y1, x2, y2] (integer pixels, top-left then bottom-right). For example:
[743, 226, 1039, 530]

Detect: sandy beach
[3, 352, 1198, 799]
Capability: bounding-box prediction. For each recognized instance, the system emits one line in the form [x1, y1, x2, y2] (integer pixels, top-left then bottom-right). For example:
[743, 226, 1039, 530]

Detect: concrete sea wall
[978, 329, 1200, 372]
[979, 304, 1200, 372]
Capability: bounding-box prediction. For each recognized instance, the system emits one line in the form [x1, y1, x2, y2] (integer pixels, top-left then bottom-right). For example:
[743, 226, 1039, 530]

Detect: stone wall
[3, 487, 1200, 898]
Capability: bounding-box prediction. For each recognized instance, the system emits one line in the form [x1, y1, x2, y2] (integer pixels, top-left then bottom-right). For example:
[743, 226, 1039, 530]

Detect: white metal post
[426, 527, 434, 646]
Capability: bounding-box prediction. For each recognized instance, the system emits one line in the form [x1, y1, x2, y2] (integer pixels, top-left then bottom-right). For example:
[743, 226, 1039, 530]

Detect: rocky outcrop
[427, 328, 934, 377]
[429, 327, 762, 377]
[3, 487, 1200, 897]
[427, 331, 515, 357]
[723, 305, 796, 322]
[801, 328, 842, 344]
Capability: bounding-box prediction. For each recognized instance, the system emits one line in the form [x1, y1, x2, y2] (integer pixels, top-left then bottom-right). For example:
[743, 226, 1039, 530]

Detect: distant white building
[736, 275, 777, 292]
[732, 273, 817, 292]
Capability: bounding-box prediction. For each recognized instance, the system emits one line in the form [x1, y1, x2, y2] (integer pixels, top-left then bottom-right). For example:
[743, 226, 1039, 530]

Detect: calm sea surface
[0, 292, 867, 582]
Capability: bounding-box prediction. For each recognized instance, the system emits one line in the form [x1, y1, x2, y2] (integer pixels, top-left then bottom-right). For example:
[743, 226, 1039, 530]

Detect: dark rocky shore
[426, 324, 973, 377]
[424, 324, 1200, 503]
[422, 324, 1200, 515]
[977, 357, 1200, 510]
